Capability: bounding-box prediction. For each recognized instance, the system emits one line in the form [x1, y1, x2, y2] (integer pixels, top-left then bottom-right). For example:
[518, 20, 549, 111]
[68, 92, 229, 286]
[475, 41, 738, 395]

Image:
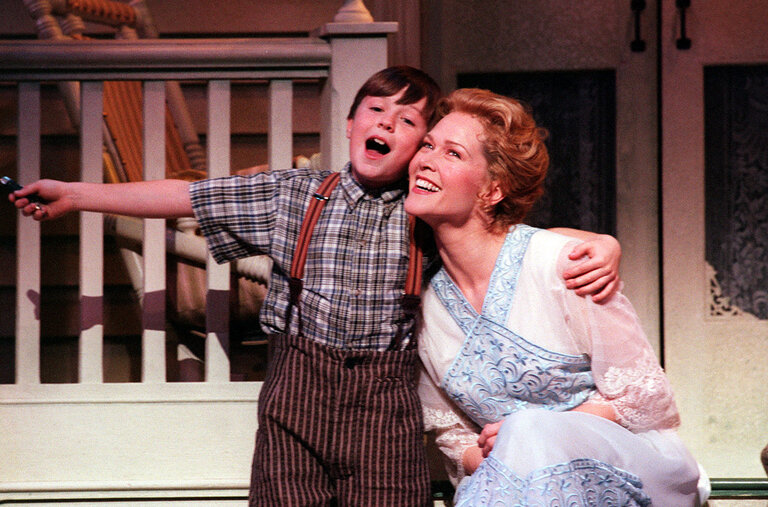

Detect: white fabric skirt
[454, 410, 704, 506]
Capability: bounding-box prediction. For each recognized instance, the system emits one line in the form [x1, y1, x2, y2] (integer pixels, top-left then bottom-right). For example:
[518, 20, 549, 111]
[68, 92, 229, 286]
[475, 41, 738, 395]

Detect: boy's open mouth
[366, 137, 391, 155]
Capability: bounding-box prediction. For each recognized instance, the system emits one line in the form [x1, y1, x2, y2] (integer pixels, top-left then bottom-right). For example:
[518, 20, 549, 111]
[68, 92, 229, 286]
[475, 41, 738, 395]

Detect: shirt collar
[340, 162, 408, 215]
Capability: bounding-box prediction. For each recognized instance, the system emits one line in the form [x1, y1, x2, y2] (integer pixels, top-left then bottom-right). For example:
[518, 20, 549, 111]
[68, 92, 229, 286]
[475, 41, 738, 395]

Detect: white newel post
[315, 2, 397, 172]
[333, 0, 374, 23]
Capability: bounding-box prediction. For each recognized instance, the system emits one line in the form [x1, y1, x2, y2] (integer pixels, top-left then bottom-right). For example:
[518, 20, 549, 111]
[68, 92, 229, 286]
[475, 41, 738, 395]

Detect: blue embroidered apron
[434, 225, 596, 426]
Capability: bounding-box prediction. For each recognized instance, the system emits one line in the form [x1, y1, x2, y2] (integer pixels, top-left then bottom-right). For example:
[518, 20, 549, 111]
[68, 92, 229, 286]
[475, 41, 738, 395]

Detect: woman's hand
[571, 400, 618, 423]
[461, 419, 504, 475]
[462, 444, 484, 475]
[477, 420, 504, 458]
[563, 233, 621, 303]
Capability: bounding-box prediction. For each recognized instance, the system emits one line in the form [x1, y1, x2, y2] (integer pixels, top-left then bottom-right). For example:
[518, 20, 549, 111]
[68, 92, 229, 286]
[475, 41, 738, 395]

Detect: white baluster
[79, 81, 104, 384]
[269, 80, 293, 172]
[142, 80, 167, 383]
[205, 80, 231, 383]
[15, 82, 41, 385]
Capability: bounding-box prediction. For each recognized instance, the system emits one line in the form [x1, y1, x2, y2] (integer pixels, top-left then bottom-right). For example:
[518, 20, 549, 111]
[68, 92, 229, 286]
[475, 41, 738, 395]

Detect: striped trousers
[249, 334, 431, 506]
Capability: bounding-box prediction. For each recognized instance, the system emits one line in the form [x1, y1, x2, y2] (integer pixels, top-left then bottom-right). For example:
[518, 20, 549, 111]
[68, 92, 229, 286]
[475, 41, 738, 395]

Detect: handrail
[0, 38, 333, 80]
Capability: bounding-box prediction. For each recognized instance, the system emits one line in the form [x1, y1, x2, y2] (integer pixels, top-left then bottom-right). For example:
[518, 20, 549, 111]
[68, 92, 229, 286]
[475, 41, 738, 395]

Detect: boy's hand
[10, 179, 72, 221]
[563, 234, 621, 303]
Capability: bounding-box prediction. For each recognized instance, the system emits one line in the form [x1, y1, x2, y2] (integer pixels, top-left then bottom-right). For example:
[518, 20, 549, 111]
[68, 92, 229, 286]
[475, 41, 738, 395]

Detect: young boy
[11, 66, 618, 506]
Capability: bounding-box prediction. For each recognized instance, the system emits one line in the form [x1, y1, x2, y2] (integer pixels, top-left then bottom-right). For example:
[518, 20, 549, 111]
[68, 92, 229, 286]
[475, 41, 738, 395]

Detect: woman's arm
[419, 366, 482, 484]
[559, 266, 681, 431]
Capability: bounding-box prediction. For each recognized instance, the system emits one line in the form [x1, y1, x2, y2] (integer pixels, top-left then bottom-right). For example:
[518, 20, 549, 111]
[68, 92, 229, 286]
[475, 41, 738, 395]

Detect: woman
[405, 88, 706, 505]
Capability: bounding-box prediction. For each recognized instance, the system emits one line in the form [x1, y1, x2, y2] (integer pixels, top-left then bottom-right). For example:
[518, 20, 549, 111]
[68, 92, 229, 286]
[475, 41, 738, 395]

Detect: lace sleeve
[586, 337, 681, 431]
[557, 248, 681, 432]
[419, 366, 481, 486]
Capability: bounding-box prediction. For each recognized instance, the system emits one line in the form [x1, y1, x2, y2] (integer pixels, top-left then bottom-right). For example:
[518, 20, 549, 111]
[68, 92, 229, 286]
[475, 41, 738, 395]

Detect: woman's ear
[483, 180, 504, 207]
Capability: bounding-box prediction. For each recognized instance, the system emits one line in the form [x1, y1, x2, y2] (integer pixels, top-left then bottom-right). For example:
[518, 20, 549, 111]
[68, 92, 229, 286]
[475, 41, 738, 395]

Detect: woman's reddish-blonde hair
[438, 88, 549, 232]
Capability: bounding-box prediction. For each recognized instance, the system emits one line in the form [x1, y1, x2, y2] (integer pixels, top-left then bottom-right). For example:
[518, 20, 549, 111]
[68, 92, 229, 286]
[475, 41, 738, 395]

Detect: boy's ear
[346, 118, 353, 139]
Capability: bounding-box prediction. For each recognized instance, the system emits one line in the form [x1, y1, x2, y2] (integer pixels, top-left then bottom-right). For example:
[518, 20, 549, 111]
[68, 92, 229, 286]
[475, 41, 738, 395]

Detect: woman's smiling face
[405, 112, 498, 228]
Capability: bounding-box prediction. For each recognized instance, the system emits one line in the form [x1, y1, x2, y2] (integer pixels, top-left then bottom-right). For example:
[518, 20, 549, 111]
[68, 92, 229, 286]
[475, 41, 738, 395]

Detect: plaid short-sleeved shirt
[190, 163, 417, 350]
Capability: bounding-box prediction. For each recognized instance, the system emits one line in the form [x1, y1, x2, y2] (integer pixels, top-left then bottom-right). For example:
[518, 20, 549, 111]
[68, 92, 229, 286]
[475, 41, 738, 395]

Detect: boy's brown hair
[347, 66, 442, 127]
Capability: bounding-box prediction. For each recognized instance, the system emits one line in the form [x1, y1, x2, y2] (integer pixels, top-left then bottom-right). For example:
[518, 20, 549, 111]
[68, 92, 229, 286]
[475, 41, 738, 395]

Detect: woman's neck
[433, 221, 508, 313]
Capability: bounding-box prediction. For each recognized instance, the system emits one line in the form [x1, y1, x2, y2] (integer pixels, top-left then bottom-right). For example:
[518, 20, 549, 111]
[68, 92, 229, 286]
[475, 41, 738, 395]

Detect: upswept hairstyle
[438, 88, 549, 232]
[347, 66, 442, 127]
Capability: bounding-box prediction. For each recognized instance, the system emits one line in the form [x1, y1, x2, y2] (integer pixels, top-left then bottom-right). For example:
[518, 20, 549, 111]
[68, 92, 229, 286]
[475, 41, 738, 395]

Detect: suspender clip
[400, 293, 421, 316]
[288, 277, 304, 304]
[312, 193, 330, 201]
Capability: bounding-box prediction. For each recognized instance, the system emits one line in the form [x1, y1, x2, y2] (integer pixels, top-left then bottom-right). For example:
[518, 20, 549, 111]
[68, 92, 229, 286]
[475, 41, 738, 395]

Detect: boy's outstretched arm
[549, 228, 621, 303]
[10, 179, 193, 221]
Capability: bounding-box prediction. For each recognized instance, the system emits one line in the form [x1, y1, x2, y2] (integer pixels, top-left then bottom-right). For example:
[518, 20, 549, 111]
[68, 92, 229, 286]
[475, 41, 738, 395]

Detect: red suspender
[389, 215, 424, 351]
[290, 171, 341, 281]
[287, 171, 423, 349]
[286, 171, 341, 336]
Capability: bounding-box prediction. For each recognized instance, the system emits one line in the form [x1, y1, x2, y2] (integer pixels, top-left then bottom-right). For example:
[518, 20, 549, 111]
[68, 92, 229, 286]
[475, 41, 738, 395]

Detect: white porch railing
[0, 11, 397, 504]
